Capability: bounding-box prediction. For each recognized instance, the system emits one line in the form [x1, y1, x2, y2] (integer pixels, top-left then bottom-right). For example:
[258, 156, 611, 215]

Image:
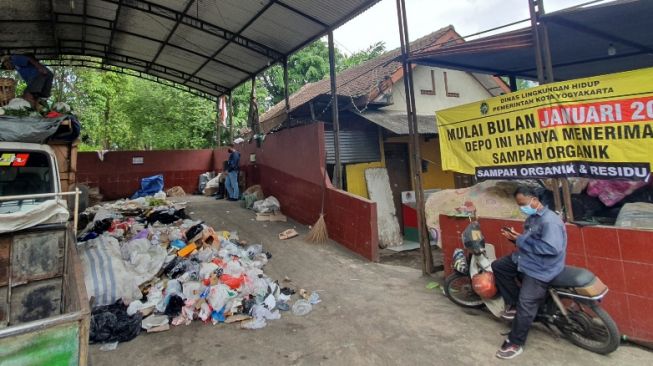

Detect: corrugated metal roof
[356, 110, 437, 135]
[408, 0, 653, 81]
[0, 0, 382, 100]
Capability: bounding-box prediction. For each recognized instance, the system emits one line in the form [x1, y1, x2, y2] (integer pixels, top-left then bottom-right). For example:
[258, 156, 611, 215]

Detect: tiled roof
[260, 25, 457, 125]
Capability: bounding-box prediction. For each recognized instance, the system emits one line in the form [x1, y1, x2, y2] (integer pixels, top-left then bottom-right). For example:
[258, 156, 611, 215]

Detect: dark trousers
[491, 255, 548, 345]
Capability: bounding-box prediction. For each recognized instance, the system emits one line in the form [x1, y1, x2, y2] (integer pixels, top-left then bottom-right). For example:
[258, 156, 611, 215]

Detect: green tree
[260, 40, 386, 105]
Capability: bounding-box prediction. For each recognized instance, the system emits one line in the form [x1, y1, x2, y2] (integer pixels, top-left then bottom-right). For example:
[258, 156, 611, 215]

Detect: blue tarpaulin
[131, 174, 164, 199]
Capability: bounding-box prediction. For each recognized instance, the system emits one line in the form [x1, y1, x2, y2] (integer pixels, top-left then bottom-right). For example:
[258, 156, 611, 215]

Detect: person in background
[492, 186, 567, 360]
[225, 145, 241, 201]
[1, 54, 54, 111]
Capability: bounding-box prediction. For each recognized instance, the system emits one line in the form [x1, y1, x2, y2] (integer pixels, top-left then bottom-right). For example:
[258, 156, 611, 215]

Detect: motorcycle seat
[550, 266, 595, 288]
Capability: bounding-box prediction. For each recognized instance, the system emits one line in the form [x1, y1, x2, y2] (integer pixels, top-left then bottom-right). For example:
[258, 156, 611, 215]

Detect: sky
[333, 0, 605, 54]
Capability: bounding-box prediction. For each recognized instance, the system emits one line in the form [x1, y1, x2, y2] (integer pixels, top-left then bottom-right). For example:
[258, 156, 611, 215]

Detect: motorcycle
[444, 221, 620, 355]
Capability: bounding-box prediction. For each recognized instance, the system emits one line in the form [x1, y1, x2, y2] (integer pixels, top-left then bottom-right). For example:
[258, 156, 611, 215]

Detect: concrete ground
[90, 196, 652, 366]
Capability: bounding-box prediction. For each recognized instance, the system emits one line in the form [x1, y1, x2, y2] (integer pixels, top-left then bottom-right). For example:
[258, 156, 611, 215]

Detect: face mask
[519, 198, 538, 216]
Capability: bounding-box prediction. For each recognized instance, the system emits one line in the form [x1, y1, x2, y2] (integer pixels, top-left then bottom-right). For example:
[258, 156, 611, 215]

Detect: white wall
[383, 66, 496, 115]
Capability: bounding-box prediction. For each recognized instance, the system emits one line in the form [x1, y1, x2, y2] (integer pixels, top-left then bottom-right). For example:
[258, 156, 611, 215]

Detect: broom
[306, 171, 328, 243]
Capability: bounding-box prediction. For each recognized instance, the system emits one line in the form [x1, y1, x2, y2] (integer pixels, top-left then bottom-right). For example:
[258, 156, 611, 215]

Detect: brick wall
[77, 149, 215, 200]
[440, 215, 653, 343]
[239, 123, 380, 261]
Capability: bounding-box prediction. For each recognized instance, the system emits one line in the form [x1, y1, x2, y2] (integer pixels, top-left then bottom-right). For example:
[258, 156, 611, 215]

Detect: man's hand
[501, 227, 520, 242]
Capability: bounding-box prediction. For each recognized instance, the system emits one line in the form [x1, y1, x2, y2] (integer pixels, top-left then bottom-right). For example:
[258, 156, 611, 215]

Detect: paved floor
[90, 196, 652, 366]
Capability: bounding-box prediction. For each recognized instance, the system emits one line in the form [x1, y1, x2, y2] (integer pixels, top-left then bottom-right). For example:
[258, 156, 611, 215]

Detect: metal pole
[328, 31, 342, 189]
[528, 0, 546, 84]
[228, 92, 234, 144]
[396, 0, 433, 275]
[528, 0, 564, 215]
[509, 75, 518, 92]
[216, 99, 222, 147]
[283, 57, 290, 124]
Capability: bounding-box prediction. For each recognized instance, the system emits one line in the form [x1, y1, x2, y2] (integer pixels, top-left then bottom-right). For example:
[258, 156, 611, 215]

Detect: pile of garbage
[77, 192, 318, 346]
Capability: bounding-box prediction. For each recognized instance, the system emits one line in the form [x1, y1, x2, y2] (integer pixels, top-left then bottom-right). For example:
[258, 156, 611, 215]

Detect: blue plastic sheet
[131, 174, 164, 199]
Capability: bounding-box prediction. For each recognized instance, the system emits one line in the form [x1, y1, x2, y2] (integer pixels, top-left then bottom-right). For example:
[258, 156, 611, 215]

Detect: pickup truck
[0, 140, 89, 366]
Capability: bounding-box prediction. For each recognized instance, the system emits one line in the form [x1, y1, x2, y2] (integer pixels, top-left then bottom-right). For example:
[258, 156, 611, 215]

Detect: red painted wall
[77, 149, 215, 200]
[238, 123, 379, 261]
[440, 215, 653, 343]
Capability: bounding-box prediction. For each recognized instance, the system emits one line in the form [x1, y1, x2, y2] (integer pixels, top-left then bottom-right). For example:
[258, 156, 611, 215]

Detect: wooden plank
[11, 231, 64, 285]
[10, 278, 62, 325]
[0, 286, 7, 328]
[0, 236, 9, 287]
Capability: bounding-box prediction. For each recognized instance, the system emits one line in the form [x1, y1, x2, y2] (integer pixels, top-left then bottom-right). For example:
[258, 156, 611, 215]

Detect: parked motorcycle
[444, 221, 620, 355]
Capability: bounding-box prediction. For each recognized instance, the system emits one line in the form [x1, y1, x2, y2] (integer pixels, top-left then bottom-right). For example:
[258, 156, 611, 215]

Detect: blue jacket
[11, 55, 40, 82]
[227, 151, 240, 172]
[513, 207, 567, 282]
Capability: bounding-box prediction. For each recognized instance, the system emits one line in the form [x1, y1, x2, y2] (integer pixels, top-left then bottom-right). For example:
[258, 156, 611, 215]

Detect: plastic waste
[154, 191, 167, 200]
[245, 244, 263, 260]
[141, 315, 169, 330]
[182, 281, 203, 300]
[277, 302, 290, 311]
[90, 301, 142, 344]
[309, 292, 321, 305]
[223, 259, 244, 277]
[291, 300, 312, 316]
[126, 300, 146, 316]
[171, 239, 186, 250]
[207, 284, 237, 310]
[100, 342, 119, 351]
[220, 274, 245, 290]
[251, 304, 281, 320]
[241, 317, 267, 330]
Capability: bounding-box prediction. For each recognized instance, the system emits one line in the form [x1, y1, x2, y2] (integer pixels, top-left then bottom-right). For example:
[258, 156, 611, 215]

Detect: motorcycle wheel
[558, 300, 620, 354]
[444, 272, 484, 308]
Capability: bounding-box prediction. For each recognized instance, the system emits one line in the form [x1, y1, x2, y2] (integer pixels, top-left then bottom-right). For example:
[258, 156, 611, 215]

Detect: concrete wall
[77, 149, 218, 200]
[440, 215, 653, 343]
[239, 123, 380, 261]
[384, 66, 494, 114]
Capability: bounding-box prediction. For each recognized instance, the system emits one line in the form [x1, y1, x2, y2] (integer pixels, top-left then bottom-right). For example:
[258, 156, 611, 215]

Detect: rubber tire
[564, 303, 620, 355]
[444, 272, 484, 308]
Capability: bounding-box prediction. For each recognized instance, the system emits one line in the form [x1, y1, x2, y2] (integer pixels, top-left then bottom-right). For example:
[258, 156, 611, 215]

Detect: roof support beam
[81, 0, 88, 53]
[276, 1, 328, 28]
[44, 58, 217, 100]
[50, 14, 252, 76]
[106, 0, 123, 63]
[145, 0, 195, 73]
[48, 0, 61, 56]
[183, 0, 276, 85]
[36, 39, 230, 93]
[545, 17, 653, 55]
[101, 0, 283, 61]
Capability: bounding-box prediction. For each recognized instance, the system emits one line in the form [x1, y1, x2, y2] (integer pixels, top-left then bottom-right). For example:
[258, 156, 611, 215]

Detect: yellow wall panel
[346, 161, 385, 198]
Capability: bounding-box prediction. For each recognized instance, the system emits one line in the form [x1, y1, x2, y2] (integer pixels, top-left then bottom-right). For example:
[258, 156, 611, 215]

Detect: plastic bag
[245, 244, 263, 260]
[90, 301, 142, 344]
[132, 175, 164, 199]
[207, 284, 237, 310]
[252, 196, 281, 213]
[220, 274, 245, 290]
[291, 300, 312, 316]
[182, 281, 203, 300]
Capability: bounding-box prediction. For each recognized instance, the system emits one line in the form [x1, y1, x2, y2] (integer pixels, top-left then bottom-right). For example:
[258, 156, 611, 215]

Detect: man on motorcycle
[492, 186, 567, 359]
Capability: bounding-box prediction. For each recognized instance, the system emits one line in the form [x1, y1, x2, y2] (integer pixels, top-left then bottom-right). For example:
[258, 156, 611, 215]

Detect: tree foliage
[2, 40, 387, 151]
